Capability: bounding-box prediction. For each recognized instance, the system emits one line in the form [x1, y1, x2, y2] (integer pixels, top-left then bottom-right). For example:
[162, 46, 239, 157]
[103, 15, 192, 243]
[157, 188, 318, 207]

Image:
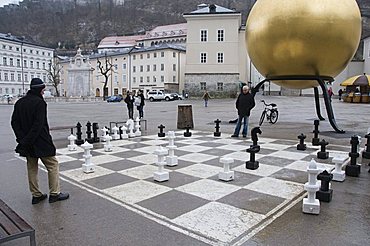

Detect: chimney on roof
[197, 3, 208, 10]
[209, 4, 216, 13]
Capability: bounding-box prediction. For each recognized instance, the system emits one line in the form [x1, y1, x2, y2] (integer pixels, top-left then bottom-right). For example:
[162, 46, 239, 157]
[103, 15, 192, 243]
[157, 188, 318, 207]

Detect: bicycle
[259, 100, 279, 126]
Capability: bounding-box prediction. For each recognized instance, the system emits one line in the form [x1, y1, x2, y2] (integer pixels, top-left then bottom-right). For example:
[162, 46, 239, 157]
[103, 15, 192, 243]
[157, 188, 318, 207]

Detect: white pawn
[134, 117, 142, 137]
[81, 141, 94, 173]
[112, 126, 120, 140]
[153, 146, 169, 182]
[219, 157, 234, 181]
[67, 134, 77, 151]
[101, 127, 108, 142]
[120, 125, 128, 139]
[127, 119, 135, 138]
[332, 156, 347, 182]
[104, 135, 113, 152]
[166, 131, 178, 166]
[302, 159, 321, 214]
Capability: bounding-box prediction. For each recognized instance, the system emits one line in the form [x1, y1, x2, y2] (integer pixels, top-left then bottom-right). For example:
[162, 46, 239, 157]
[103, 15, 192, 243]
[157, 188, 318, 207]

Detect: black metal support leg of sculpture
[313, 87, 325, 120]
[317, 79, 345, 133]
[252, 79, 269, 96]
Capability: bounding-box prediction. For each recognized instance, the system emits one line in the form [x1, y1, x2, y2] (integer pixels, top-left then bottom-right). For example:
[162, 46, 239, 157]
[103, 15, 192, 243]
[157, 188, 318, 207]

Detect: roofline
[0, 36, 54, 50]
[138, 34, 187, 42]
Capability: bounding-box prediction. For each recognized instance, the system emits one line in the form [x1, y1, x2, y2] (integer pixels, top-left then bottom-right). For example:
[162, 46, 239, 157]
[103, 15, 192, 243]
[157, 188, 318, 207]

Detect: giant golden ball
[245, 0, 362, 89]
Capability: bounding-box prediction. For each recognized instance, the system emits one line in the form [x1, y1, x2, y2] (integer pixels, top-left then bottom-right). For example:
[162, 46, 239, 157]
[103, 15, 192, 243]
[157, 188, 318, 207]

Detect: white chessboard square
[177, 145, 212, 153]
[172, 202, 265, 243]
[223, 151, 250, 161]
[93, 146, 130, 154]
[285, 160, 311, 172]
[139, 139, 169, 146]
[60, 166, 114, 181]
[178, 153, 216, 163]
[111, 139, 133, 146]
[216, 144, 247, 152]
[56, 147, 84, 155]
[176, 164, 222, 178]
[127, 153, 158, 164]
[213, 138, 242, 145]
[267, 150, 310, 160]
[176, 139, 207, 145]
[233, 164, 282, 177]
[56, 155, 78, 164]
[103, 180, 171, 204]
[261, 143, 291, 151]
[176, 179, 240, 201]
[81, 154, 123, 165]
[118, 165, 164, 179]
[135, 145, 165, 154]
[244, 177, 303, 199]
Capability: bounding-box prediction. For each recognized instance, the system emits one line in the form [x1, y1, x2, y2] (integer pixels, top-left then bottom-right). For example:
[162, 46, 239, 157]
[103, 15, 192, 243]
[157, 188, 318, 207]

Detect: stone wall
[184, 73, 239, 98]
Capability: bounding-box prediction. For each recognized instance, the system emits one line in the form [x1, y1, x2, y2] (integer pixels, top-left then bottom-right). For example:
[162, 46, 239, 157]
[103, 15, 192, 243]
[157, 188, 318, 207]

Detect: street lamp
[20, 38, 25, 95]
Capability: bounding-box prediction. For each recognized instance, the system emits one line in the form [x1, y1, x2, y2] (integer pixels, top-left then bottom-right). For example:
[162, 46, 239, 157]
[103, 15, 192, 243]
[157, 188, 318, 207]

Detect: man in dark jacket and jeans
[231, 85, 256, 138]
[11, 78, 69, 204]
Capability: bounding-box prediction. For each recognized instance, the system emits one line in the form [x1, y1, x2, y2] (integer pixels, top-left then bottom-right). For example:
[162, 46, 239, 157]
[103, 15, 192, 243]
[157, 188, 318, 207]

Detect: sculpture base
[218, 171, 234, 181]
[246, 161, 259, 170]
[345, 164, 361, 177]
[302, 198, 320, 215]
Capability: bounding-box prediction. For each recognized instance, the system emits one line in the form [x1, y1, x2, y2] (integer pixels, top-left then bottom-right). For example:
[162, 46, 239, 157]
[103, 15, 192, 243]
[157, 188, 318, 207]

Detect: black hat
[30, 78, 45, 89]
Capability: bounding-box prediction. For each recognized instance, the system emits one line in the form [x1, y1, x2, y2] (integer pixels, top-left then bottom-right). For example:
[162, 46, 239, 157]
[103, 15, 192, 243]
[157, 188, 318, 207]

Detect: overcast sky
[0, 0, 20, 7]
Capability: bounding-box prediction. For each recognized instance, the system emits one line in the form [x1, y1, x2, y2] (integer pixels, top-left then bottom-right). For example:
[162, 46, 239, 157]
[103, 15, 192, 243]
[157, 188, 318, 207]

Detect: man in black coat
[124, 91, 135, 119]
[11, 78, 69, 204]
[231, 85, 256, 138]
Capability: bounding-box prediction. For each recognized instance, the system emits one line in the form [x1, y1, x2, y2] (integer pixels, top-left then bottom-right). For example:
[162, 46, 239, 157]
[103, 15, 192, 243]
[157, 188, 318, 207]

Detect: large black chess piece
[92, 122, 100, 143]
[317, 139, 329, 159]
[312, 119, 320, 146]
[246, 127, 262, 170]
[75, 122, 84, 145]
[316, 170, 333, 202]
[297, 133, 307, 151]
[85, 121, 94, 143]
[214, 119, 221, 137]
[345, 135, 361, 177]
[362, 132, 370, 159]
[184, 125, 192, 137]
[158, 124, 165, 137]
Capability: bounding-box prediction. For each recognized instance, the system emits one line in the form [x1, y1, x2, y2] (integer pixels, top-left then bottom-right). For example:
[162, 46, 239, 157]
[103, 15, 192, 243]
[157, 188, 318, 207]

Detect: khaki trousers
[26, 156, 60, 197]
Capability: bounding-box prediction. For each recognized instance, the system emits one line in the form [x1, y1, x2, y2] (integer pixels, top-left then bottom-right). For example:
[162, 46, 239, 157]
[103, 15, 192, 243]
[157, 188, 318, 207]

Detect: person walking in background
[338, 89, 343, 101]
[202, 90, 211, 107]
[328, 87, 334, 101]
[136, 90, 145, 118]
[125, 91, 135, 119]
[231, 85, 255, 138]
[11, 78, 69, 204]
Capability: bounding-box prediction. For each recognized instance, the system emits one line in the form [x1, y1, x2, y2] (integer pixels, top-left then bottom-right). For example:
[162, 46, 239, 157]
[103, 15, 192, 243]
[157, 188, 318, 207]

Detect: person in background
[328, 87, 334, 101]
[202, 90, 212, 107]
[338, 88, 343, 101]
[136, 90, 145, 119]
[11, 78, 69, 204]
[231, 85, 256, 138]
[124, 91, 135, 119]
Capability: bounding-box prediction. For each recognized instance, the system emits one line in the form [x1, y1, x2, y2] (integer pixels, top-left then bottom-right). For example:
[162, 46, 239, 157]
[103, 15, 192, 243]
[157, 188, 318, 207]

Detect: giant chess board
[44, 131, 351, 244]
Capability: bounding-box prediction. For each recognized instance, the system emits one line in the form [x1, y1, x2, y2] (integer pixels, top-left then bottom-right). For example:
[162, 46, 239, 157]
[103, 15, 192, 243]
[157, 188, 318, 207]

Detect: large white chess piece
[67, 133, 77, 151]
[219, 157, 234, 181]
[153, 146, 169, 182]
[166, 131, 178, 166]
[332, 155, 347, 182]
[101, 127, 109, 142]
[302, 159, 320, 214]
[81, 141, 95, 173]
[104, 135, 113, 152]
[127, 119, 135, 138]
[112, 126, 120, 140]
[120, 125, 128, 139]
[134, 117, 142, 137]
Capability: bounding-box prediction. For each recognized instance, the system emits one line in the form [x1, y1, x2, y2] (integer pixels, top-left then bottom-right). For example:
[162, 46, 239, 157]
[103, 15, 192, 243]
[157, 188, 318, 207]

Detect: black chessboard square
[269, 168, 308, 184]
[208, 171, 261, 187]
[196, 141, 227, 148]
[100, 159, 144, 171]
[199, 148, 234, 157]
[194, 136, 219, 142]
[258, 156, 295, 167]
[301, 154, 334, 164]
[284, 146, 318, 153]
[137, 190, 208, 219]
[59, 160, 84, 171]
[82, 173, 137, 189]
[145, 171, 201, 188]
[270, 139, 296, 146]
[257, 148, 279, 155]
[202, 157, 238, 168]
[217, 188, 285, 215]
[112, 150, 149, 158]
[63, 152, 85, 159]
[118, 142, 150, 150]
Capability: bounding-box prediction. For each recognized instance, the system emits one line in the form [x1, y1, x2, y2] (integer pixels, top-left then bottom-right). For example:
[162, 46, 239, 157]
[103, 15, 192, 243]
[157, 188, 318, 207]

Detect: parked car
[147, 91, 174, 102]
[107, 95, 123, 102]
[170, 93, 184, 100]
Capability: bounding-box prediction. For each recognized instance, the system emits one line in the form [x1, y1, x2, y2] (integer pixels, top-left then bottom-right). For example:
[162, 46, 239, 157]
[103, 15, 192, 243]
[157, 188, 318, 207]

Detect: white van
[146, 91, 174, 101]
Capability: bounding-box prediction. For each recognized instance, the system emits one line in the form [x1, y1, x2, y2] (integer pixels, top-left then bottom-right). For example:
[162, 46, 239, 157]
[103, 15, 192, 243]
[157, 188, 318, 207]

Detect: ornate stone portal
[66, 48, 94, 97]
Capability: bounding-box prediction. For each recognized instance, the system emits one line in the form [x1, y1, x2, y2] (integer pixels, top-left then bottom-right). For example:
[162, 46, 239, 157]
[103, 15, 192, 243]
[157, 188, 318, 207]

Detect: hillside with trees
[0, 0, 369, 58]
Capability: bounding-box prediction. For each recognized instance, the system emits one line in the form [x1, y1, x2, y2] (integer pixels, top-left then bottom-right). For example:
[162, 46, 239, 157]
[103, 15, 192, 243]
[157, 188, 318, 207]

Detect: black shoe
[231, 134, 238, 138]
[49, 192, 70, 203]
[243, 135, 247, 138]
[32, 194, 47, 204]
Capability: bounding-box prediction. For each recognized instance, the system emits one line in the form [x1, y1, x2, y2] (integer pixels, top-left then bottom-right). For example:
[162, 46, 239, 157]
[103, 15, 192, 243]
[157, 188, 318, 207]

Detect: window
[10, 73, 15, 81]
[154, 52, 157, 58]
[36, 50, 39, 55]
[24, 60, 27, 68]
[133, 66, 136, 73]
[153, 76, 156, 82]
[140, 65, 143, 72]
[217, 82, 224, 91]
[123, 63, 127, 70]
[161, 76, 164, 82]
[30, 61, 34, 68]
[42, 62, 45, 69]
[140, 76, 143, 83]
[173, 64, 176, 71]
[217, 29, 224, 41]
[140, 54, 143, 59]
[161, 64, 164, 71]
[200, 82, 206, 90]
[173, 52, 176, 58]
[17, 59, 21, 67]
[200, 30, 207, 42]
[217, 53, 224, 63]
[153, 64, 157, 71]
[200, 53, 207, 63]
[147, 65, 150, 72]
[122, 75, 126, 83]
[133, 55, 136, 60]
[161, 52, 164, 57]
[147, 76, 150, 83]
[147, 53, 150, 59]
[172, 76, 176, 82]
[18, 88, 21, 95]
[16, 47, 19, 51]
[3, 57, 7, 66]
[24, 73, 28, 81]
[4, 73, 8, 81]
[30, 49, 33, 54]
[9, 46, 12, 50]
[133, 77, 136, 83]
[36, 61, 40, 69]
[17, 73, 21, 81]
[9, 58, 13, 66]
[12, 88, 15, 94]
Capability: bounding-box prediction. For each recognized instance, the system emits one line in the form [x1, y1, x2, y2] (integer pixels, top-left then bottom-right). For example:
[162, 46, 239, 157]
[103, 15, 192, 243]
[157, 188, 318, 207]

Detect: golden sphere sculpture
[245, 0, 362, 89]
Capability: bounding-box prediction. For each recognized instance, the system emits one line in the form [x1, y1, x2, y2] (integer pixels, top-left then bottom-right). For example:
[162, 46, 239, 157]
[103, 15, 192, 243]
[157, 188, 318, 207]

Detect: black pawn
[214, 119, 221, 137]
[297, 133, 306, 151]
[316, 170, 333, 202]
[75, 122, 84, 145]
[345, 135, 361, 177]
[312, 119, 320, 146]
[362, 133, 370, 159]
[85, 121, 94, 143]
[92, 122, 100, 143]
[158, 124, 165, 137]
[246, 145, 260, 170]
[317, 139, 329, 159]
[184, 126, 192, 137]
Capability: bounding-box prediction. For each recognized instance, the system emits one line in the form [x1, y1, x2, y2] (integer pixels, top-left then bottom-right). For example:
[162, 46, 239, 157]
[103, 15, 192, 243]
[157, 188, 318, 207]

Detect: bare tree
[45, 57, 63, 97]
[97, 53, 114, 100]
